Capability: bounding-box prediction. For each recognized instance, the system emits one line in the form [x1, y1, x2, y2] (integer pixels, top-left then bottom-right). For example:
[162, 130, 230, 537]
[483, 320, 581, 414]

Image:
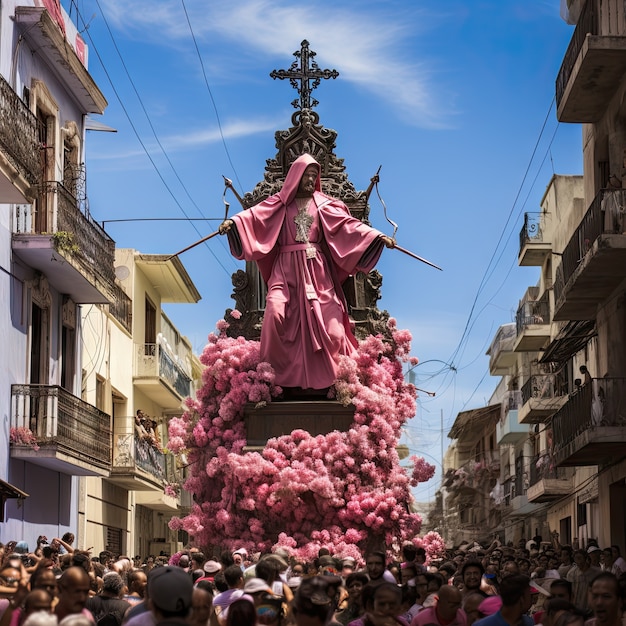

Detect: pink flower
[165, 317, 443, 557]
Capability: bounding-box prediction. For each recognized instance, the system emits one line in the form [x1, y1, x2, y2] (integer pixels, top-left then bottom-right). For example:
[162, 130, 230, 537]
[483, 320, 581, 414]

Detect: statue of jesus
[219, 153, 394, 391]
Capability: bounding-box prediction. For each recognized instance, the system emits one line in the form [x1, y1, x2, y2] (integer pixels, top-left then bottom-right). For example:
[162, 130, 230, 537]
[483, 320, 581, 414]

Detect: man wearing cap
[232, 549, 247, 570]
[147, 566, 192, 626]
[587, 545, 602, 569]
[196, 561, 222, 585]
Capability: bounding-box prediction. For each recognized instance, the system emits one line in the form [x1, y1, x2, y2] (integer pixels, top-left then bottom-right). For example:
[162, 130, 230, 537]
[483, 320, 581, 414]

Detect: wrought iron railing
[528, 451, 568, 487]
[109, 283, 132, 333]
[550, 378, 626, 457]
[135, 344, 192, 399]
[554, 189, 626, 303]
[519, 212, 547, 251]
[55, 182, 116, 288]
[10, 384, 111, 467]
[112, 426, 166, 483]
[502, 389, 523, 420]
[556, 0, 598, 107]
[516, 290, 550, 335]
[0, 72, 41, 187]
[521, 374, 566, 405]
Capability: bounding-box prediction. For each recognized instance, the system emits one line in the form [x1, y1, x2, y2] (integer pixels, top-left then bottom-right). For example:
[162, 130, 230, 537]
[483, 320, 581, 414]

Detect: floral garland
[168, 315, 441, 561]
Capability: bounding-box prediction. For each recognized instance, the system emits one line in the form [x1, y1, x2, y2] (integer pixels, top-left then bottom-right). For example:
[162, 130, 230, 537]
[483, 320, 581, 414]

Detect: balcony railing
[0, 72, 41, 187]
[516, 290, 550, 335]
[112, 428, 166, 484]
[521, 373, 566, 405]
[135, 344, 192, 399]
[554, 189, 626, 303]
[528, 452, 568, 487]
[502, 390, 523, 419]
[109, 283, 132, 333]
[10, 384, 111, 468]
[519, 212, 545, 248]
[556, 0, 598, 106]
[551, 378, 626, 458]
[55, 183, 116, 288]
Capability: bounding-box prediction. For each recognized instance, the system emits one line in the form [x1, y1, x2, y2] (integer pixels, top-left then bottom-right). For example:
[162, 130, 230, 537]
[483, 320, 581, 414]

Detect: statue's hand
[380, 235, 395, 249]
[219, 219, 234, 234]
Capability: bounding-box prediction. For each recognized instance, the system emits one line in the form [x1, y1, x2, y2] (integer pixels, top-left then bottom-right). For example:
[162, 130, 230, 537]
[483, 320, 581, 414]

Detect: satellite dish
[115, 265, 130, 280]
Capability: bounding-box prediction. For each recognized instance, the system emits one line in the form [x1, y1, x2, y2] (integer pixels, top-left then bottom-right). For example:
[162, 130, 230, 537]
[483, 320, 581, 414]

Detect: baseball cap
[243, 578, 272, 594]
[148, 566, 192, 613]
[588, 545, 601, 553]
[203, 560, 222, 574]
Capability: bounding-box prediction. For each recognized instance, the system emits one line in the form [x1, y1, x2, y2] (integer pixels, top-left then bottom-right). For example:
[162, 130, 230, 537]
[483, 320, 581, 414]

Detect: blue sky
[73, 0, 582, 503]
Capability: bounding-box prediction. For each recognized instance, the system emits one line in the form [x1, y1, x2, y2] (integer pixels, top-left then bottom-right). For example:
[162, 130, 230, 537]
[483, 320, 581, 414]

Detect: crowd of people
[1, 536, 625, 626]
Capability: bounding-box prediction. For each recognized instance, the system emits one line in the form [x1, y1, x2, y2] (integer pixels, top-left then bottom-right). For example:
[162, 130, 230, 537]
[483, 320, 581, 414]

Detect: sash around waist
[278, 243, 322, 253]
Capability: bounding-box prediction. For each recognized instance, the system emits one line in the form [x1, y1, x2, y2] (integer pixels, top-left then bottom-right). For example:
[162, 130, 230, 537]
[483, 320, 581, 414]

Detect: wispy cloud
[96, 0, 454, 128]
[89, 116, 281, 161]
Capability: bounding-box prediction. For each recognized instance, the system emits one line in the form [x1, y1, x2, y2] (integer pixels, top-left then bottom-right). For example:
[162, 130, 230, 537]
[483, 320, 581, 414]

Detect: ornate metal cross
[270, 40, 339, 110]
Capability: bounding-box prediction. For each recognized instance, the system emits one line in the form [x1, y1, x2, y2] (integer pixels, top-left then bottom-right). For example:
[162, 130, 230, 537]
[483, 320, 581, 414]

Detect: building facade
[440, 0, 626, 550]
[0, 1, 203, 555]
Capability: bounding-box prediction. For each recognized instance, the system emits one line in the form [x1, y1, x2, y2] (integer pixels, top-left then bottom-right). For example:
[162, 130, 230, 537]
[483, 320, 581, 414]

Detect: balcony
[514, 288, 550, 352]
[487, 324, 516, 376]
[519, 374, 568, 424]
[0, 73, 41, 203]
[497, 390, 528, 445]
[134, 343, 192, 409]
[10, 384, 111, 476]
[109, 283, 132, 333]
[12, 182, 116, 304]
[135, 454, 183, 512]
[553, 189, 626, 321]
[551, 378, 626, 467]
[527, 452, 572, 503]
[14, 6, 107, 114]
[519, 213, 552, 266]
[109, 425, 167, 491]
[556, 0, 626, 123]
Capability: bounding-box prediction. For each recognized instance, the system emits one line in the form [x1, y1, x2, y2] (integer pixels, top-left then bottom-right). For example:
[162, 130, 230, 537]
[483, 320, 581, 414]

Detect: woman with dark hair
[226, 598, 257, 626]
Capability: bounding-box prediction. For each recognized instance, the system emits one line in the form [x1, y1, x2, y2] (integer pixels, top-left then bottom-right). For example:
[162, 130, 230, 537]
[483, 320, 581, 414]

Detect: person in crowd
[224, 599, 256, 626]
[586, 573, 622, 626]
[147, 566, 192, 626]
[461, 562, 486, 599]
[364, 553, 388, 586]
[566, 550, 600, 612]
[124, 571, 147, 607]
[473, 575, 533, 626]
[212, 565, 245, 624]
[55, 567, 93, 623]
[293, 577, 335, 626]
[411, 585, 465, 626]
[463, 592, 487, 626]
[85, 572, 130, 626]
[335, 573, 368, 626]
[190, 581, 214, 626]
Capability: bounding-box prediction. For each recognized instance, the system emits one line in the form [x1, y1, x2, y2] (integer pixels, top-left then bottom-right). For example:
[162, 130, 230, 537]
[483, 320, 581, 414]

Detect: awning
[0, 478, 29, 522]
[539, 320, 596, 365]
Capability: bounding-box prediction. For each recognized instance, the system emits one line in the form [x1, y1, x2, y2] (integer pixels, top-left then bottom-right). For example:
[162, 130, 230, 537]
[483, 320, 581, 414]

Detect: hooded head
[277, 153, 321, 206]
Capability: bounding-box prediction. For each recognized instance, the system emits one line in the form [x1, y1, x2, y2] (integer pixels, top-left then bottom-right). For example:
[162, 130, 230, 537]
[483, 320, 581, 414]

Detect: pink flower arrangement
[10, 426, 40, 450]
[168, 317, 442, 559]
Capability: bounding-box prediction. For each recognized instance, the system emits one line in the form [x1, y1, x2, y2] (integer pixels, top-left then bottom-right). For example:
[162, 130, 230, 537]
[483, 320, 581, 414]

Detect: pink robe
[227, 154, 386, 390]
